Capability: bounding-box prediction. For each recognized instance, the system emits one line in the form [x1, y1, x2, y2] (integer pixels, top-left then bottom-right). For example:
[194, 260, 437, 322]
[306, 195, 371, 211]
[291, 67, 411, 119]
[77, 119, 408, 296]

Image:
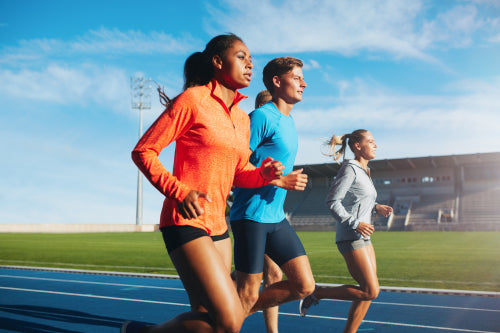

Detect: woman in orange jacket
[122, 34, 304, 332]
[124, 34, 288, 333]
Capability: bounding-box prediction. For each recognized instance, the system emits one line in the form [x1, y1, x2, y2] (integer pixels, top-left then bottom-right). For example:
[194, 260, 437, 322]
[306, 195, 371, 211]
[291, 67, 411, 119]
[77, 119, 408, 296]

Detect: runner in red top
[124, 34, 286, 333]
[132, 78, 274, 236]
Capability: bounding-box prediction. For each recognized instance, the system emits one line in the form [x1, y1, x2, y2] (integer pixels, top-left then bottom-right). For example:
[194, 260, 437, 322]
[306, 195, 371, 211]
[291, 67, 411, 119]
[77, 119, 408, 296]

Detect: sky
[1, 0, 499, 225]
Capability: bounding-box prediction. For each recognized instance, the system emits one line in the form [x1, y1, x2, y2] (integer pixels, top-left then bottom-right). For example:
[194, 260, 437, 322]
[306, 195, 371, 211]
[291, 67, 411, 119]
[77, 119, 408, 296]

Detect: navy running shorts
[161, 225, 229, 254]
[230, 218, 306, 274]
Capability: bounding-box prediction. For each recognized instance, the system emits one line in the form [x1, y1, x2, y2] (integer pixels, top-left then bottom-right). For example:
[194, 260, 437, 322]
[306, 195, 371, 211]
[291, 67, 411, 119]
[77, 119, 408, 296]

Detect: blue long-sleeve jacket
[325, 160, 377, 243]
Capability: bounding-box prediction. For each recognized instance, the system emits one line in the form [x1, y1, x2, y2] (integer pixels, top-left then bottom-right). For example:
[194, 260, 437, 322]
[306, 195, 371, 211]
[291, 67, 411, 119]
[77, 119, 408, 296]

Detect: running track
[0, 266, 498, 333]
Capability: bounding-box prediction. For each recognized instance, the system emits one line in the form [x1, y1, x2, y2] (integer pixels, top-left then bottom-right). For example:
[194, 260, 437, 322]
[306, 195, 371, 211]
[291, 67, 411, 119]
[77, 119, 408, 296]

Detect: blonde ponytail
[323, 129, 368, 162]
[323, 134, 348, 162]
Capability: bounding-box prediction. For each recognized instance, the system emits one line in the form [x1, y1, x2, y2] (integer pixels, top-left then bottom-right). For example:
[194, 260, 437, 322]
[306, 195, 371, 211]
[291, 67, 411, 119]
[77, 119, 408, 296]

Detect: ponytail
[324, 134, 349, 162]
[183, 51, 212, 90]
[157, 83, 172, 110]
[155, 51, 210, 114]
[323, 129, 368, 162]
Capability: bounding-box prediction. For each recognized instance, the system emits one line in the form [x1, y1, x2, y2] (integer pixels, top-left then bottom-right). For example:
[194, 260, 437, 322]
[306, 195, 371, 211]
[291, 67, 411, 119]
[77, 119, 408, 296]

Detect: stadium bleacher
[460, 187, 500, 227]
[285, 152, 500, 232]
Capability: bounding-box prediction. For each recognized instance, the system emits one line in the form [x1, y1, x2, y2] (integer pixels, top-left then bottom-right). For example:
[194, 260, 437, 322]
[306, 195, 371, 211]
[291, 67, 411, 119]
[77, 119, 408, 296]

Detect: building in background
[285, 152, 500, 232]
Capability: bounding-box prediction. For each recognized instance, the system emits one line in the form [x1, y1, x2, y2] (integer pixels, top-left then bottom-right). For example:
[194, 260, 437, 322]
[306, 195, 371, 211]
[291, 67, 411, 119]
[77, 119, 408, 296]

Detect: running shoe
[299, 292, 319, 317]
[120, 320, 151, 333]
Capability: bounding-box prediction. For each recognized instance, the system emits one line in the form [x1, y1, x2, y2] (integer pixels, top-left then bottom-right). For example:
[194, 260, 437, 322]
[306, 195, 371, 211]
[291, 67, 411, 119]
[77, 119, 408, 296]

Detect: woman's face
[356, 131, 377, 160]
[215, 40, 253, 90]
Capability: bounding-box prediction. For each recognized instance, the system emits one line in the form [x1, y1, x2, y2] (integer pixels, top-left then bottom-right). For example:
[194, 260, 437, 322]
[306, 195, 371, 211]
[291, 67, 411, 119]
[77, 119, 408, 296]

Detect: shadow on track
[0, 304, 123, 332]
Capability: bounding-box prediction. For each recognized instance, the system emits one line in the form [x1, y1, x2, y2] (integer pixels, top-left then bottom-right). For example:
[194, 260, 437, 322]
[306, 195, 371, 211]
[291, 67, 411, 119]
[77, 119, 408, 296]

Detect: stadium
[285, 151, 500, 233]
[1, 151, 499, 234]
[2, 152, 499, 332]
[3, 1, 500, 331]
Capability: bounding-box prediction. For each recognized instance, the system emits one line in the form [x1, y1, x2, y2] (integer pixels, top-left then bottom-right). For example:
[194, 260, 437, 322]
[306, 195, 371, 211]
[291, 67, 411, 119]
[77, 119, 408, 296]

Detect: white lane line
[2, 265, 498, 298]
[314, 274, 499, 286]
[1, 272, 498, 313]
[2, 261, 495, 287]
[0, 265, 180, 280]
[2, 286, 498, 333]
[0, 260, 177, 272]
[0, 274, 185, 291]
[278, 312, 499, 333]
[321, 298, 500, 313]
[0, 286, 190, 307]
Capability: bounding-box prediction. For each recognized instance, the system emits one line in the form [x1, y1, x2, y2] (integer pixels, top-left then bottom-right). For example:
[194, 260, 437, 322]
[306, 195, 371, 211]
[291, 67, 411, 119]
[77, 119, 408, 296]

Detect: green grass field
[0, 231, 498, 292]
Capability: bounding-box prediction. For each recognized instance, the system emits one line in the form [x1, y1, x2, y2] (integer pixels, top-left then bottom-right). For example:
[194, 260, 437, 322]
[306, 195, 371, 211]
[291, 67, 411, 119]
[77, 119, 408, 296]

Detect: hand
[376, 204, 393, 217]
[356, 222, 374, 238]
[269, 168, 308, 191]
[259, 157, 284, 181]
[177, 190, 212, 219]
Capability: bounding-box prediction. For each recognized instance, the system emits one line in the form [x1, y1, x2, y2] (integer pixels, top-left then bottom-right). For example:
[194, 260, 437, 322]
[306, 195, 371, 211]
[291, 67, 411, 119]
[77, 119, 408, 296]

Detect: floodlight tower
[131, 76, 152, 225]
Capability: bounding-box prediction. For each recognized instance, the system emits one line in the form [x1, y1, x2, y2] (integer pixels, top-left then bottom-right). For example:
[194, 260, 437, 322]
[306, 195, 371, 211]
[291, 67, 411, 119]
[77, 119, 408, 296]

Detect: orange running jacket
[132, 79, 268, 236]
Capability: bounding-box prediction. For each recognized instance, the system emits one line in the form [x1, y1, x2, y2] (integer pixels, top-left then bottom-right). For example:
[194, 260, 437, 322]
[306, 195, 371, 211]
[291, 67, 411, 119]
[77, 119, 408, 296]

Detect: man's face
[274, 66, 307, 104]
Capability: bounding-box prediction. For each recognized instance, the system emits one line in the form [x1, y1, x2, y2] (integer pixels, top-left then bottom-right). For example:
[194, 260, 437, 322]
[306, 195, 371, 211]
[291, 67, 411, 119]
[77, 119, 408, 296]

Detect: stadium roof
[294, 152, 500, 178]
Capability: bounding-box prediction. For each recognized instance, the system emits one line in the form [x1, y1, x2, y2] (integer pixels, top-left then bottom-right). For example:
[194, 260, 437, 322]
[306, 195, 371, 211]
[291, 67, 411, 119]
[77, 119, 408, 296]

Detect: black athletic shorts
[161, 225, 229, 254]
[230, 218, 306, 274]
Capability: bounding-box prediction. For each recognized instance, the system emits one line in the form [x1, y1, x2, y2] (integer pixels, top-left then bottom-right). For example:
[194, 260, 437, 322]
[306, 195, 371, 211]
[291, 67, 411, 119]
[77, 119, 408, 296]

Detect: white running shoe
[299, 292, 319, 317]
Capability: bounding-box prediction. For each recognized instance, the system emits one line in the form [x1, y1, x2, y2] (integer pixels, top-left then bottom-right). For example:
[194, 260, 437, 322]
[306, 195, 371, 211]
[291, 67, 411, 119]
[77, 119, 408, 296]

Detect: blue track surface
[0, 267, 498, 332]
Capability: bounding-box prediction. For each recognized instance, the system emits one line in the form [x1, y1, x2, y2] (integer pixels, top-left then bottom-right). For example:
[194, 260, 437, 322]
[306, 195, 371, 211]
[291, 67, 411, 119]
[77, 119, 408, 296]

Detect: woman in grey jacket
[299, 129, 392, 333]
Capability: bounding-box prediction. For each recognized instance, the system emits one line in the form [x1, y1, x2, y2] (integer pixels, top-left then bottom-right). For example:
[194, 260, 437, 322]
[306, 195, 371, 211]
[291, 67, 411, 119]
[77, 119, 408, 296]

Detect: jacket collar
[344, 159, 370, 173]
[208, 79, 248, 113]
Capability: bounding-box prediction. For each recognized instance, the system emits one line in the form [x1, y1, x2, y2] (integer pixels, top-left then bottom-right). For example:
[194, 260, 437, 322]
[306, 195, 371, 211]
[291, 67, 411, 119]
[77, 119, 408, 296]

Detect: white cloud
[420, 5, 486, 49]
[298, 77, 500, 133]
[208, 0, 428, 58]
[0, 63, 130, 113]
[465, 0, 500, 7]
[489, 33, 500, 42]
[293, 76, 500, 162]
[0, 28, 199, 66]
[206, 0, 497, 62]
[303, 59, 321, 70]
[71, 28, 198, 54]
